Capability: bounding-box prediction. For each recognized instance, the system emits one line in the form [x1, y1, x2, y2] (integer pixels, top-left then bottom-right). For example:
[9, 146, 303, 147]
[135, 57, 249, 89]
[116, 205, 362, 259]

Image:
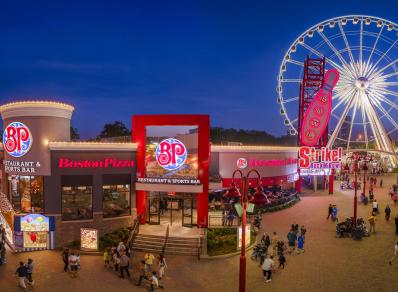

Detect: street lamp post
[346, 153, 370, 225]
[227, 169, 261, 292]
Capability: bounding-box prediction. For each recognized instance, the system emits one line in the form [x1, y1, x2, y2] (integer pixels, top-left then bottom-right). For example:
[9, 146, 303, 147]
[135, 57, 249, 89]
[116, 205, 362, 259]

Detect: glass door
[182, 194, 193, 227]
[146, 192, 160, 225]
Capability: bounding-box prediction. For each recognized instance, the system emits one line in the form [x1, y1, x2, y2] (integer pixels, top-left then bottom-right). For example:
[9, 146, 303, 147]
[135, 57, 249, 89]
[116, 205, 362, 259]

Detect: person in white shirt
[373, 200, 379, 213]
[261, 256, 274, 283]
[389, 242, 398, 265]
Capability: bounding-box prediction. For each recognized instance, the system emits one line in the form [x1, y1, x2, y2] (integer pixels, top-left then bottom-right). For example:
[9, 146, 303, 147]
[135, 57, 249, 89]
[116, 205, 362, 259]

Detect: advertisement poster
[145, 126, 199, 181]
[237, 225, 251, 249]
[80, 228, 98, 251]
[23, 231, 48, 248]
[21, 214, 49, 232]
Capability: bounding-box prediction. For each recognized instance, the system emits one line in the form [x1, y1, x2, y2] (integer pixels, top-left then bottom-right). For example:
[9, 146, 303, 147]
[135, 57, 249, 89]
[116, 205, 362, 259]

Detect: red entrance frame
[132, 115, 210, 228]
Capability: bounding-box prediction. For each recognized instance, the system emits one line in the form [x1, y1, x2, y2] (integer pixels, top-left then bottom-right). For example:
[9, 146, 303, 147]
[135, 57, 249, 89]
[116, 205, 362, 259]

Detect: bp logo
[237, 158, 248, 169]
[3, 122, 33, 158]
[155, 138, 187, 171]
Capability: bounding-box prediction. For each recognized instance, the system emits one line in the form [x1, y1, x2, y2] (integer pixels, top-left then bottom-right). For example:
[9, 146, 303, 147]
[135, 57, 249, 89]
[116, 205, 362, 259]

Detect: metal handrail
[161, 224, 170, 257]
[127, 213, 143, 249]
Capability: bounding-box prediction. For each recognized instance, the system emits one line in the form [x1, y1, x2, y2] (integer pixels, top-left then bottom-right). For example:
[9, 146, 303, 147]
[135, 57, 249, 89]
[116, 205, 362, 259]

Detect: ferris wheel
[278, 15, 398, 156]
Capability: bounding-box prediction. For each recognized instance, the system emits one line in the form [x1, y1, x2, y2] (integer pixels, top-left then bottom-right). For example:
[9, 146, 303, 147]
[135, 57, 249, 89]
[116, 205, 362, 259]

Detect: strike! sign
[3, 122, 33, 158]
[299, 146, 342, 169]
[155, 138, 187, 171]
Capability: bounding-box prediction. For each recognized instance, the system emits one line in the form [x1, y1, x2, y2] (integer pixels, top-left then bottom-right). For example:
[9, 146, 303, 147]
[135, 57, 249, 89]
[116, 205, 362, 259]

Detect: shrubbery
[99, 227, 132, 250]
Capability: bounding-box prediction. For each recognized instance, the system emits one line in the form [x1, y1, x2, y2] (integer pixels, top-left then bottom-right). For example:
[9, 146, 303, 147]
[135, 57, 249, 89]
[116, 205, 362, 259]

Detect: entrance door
[182, 195, 194, 227]
[146, 192, 160, 224]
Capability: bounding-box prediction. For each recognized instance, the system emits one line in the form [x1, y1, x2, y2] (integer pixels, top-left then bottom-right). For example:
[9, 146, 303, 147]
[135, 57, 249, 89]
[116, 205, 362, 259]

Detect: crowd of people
[61, 248, 81, 278]
[15, 258, 34, 289]
[254, 223, 307, 283]
[102, 242, 166, 291]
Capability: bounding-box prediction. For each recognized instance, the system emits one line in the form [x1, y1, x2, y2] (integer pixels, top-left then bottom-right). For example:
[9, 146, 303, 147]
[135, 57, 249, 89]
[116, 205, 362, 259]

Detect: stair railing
[161, 224, 170, 257]
[127, 213, 143, 249]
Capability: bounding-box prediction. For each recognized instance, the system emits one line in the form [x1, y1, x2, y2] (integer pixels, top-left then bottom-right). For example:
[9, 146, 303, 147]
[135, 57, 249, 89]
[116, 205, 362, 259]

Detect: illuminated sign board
[21, 214, 49, 232]
[299, 147, 343, 170]
[80, 228, 99, 251]
[300, 69, 339, 146]
[237, 225, 251, 249]
[58, 158, 134, 168]
[155, 138, 187, 171]
[3, 122, 33, 158]
[237, 158, 248, 169]
[137, 177, 200, 185]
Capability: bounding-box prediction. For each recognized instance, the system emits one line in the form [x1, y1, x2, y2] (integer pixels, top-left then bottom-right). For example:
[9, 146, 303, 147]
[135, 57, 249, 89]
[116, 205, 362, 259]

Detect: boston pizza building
[0, 101, 298, 250]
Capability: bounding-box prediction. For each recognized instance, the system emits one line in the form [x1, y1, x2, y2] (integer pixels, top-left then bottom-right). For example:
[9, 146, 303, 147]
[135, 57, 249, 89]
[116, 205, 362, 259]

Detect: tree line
[71, 121, 296, 146]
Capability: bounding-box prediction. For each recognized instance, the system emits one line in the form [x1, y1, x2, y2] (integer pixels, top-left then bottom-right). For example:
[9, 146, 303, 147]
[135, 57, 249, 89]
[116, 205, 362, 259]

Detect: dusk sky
[1, 0, 398, 139]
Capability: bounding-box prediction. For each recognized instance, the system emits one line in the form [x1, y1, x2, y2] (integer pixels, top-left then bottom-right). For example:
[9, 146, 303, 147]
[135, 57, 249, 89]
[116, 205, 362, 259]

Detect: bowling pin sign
[300, 69, 339, 146]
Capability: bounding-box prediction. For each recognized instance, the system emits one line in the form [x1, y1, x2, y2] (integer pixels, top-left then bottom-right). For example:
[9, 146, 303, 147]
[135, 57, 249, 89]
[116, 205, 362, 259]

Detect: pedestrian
[395, 215, 398, 235]
[15, 261, 27, 289]
[389, 241, 398, 265]
[0, 241, 6, 265]
[385, 205, 391, 221]
[332, 205, 338, 222]
[62, 248, 69, 272]
[368, 212, 377, 233]
[278, 253, 286, 269]
[261, 255, 274, 283]
[300, 225, 307, 238]
[144, 253, 155, 271]
[373, 199, 379, 214]
[222, 210, 227, 226]
[113, 250, 120, 272]
[0, 224, 6, 244]
[227, 209, 235, 226]
[26, 258, 34, 286]
[117, 241, 126, 253]
[69, 252, 79, 278]
[119, 252, 130, 279]
[262, 233, 271, 248]
[327, 204, 333, 220]
[297, 234, 305, 254]
[380, 179, 383, 188]
[147, 271, 163, 291]
[158, 254, 167, 279]
[287, 229, 297, 254]
[103, 249, 110, 268]
[136, 260, 149, 286]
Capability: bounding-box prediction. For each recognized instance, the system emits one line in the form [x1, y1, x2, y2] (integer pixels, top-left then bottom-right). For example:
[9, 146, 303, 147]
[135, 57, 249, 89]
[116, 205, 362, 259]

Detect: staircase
[132, 234, 164, 254]
[131, 232, 202, 258]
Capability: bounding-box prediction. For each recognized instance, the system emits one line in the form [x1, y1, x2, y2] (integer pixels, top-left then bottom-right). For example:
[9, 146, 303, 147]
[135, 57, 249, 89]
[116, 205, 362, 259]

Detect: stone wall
[54, 211, 136, 248]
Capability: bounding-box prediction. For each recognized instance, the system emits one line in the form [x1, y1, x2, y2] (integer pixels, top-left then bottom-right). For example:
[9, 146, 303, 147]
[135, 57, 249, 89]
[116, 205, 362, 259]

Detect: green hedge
[207, 228, 256, 256]
[253, 196, 300, 214]
[99, 227, 132, 251]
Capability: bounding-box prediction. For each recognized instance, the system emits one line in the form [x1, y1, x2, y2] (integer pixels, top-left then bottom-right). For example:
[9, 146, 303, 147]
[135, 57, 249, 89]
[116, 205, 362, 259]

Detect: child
[297, 234, 305, 254]
[103, 249, 110, 268]
[278, 253, 286, 269]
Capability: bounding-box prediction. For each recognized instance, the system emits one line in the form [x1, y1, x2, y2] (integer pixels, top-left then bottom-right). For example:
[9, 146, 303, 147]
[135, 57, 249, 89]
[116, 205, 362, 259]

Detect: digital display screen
[145, 126, 198, 179]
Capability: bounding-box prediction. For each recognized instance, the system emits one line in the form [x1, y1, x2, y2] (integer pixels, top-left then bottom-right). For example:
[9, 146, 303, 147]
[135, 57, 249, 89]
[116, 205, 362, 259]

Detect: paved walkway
[1, 174, 398, 291]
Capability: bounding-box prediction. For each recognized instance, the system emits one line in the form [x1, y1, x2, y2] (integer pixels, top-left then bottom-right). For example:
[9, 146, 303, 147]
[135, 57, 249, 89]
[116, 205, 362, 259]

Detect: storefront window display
[102, 184, 130, 218]
[8, 175, 44, 213]
[62, 185, 93, 221]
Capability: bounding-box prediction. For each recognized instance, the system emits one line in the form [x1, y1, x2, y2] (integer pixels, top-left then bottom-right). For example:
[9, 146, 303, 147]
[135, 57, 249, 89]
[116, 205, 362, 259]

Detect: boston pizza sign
[3, 122, 32, 158]
[155, 138, 187, 171]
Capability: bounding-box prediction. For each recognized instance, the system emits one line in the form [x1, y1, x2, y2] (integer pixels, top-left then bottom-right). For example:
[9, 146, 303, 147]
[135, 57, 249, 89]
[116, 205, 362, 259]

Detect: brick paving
[1, 174, 398, 292]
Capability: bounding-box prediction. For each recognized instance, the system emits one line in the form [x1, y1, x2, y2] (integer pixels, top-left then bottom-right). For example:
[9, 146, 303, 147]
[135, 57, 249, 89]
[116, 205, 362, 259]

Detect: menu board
[80, 228, 98, 251]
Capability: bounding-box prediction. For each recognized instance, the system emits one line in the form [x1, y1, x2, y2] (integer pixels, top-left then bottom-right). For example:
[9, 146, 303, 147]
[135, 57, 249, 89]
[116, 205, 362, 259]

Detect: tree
[70, 127, 80, 141]
[97, 121, 131, 139]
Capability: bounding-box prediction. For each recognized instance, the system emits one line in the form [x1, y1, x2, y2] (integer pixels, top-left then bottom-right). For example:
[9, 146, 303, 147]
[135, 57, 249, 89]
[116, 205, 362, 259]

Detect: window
[103, 184, 130, 218]
[61, 175, 93, 221]
[8, 175, 44, 213]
